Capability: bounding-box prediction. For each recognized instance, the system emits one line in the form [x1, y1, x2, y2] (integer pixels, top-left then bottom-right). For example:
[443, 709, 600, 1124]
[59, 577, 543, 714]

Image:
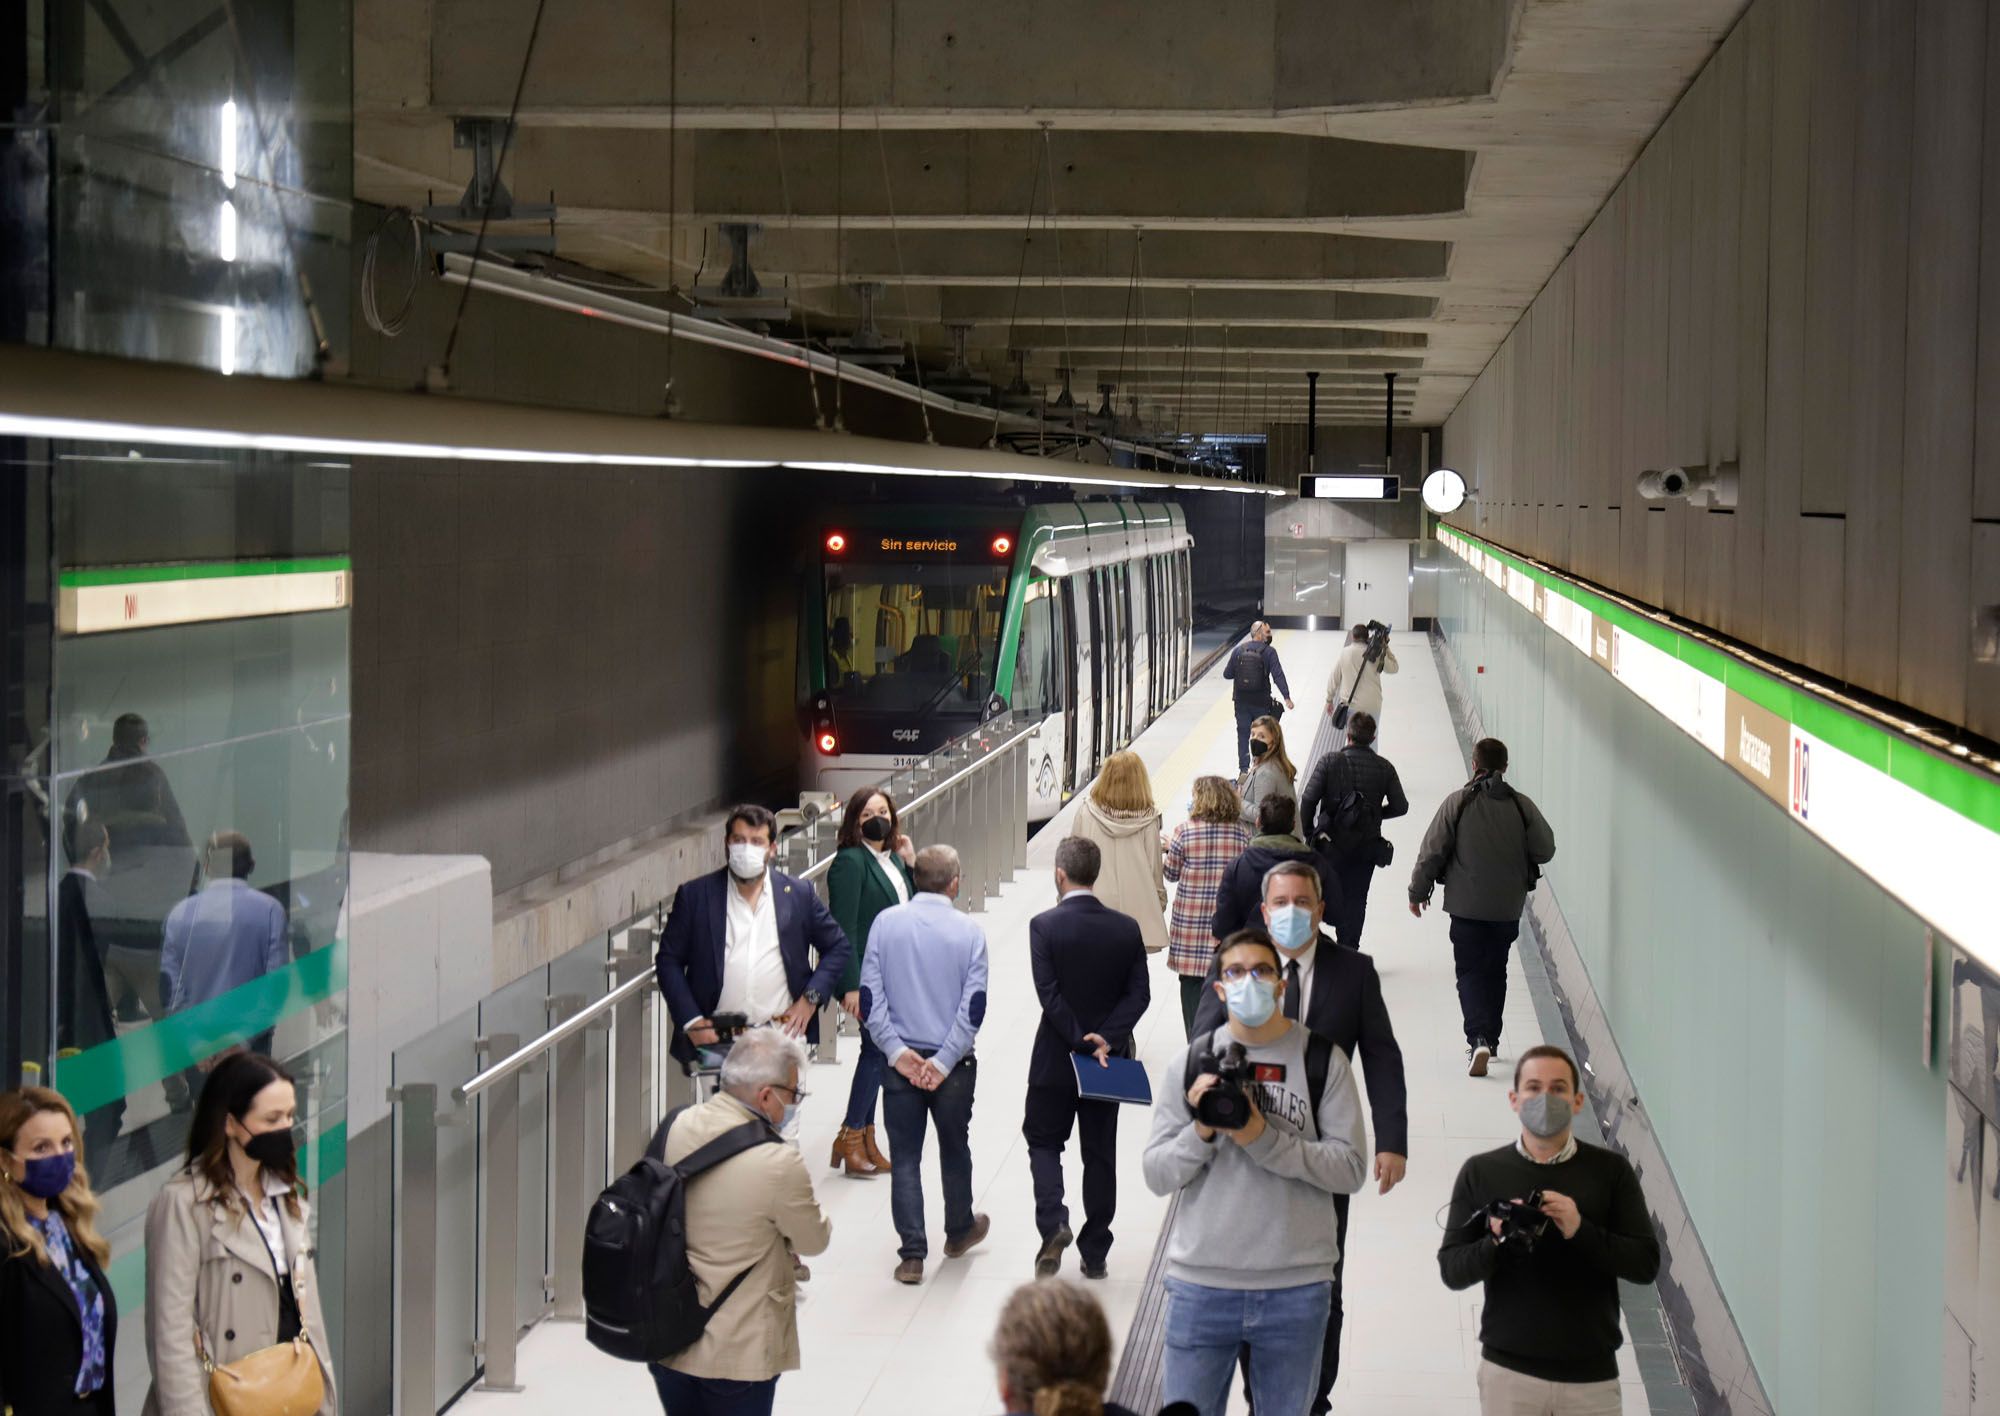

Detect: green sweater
[1438, 1140, 1661, 1382]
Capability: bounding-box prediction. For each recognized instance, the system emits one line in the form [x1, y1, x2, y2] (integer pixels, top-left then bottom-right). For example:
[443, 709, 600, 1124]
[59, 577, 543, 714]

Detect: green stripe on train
[55, 940, 347, 1115]
[59, 557, 351, 588]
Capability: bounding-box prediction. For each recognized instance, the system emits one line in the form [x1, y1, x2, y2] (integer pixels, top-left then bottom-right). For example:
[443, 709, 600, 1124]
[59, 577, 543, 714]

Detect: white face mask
[728, 842, 769, 880]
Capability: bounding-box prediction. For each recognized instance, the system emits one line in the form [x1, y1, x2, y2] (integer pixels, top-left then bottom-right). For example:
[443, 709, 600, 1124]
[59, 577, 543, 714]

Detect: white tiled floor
[463, 631, 1649, 1416]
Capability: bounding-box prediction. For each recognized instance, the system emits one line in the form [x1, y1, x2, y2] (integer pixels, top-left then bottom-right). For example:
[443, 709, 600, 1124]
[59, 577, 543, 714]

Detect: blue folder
[1071, 1053, 1153, 1105]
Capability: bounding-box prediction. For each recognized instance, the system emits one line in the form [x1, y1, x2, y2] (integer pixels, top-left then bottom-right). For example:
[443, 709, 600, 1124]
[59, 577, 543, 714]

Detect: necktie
[1284, 960, 1301, 1021]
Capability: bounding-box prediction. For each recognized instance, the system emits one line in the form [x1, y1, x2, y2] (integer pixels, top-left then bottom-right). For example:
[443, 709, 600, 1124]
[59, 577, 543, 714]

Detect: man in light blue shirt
[859, 843, 991, 1285]
[160, 831, 290, 1013]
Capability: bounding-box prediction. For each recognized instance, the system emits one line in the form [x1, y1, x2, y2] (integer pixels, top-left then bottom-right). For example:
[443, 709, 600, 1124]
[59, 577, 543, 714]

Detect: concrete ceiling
[354, 0, 1749, 430]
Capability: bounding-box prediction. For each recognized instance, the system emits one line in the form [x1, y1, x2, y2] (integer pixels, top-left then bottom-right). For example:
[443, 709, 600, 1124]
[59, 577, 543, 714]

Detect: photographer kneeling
[1143, 930, 1367, 1416]
[1439, 1045, 1661, 1416]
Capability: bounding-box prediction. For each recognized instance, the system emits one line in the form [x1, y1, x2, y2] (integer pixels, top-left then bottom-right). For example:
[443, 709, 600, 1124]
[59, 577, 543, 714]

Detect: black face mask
[860, 816, 893, 844]
[242, 1126, 297, 1170]
[1249, 738, 1271, 758]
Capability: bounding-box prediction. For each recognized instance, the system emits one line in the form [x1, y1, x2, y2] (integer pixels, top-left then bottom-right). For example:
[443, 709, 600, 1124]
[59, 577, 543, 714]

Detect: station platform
[463, 630, 1654, 1416]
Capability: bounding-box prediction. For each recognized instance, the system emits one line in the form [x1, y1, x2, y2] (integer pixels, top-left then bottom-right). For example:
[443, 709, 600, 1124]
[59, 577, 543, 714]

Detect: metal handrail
[455, 968, 654, 1103]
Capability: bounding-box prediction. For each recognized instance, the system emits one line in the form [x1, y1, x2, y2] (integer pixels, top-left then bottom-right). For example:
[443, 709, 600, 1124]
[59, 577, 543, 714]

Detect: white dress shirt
[718, 873, 792, 1024]
[868, 843, 910, 905]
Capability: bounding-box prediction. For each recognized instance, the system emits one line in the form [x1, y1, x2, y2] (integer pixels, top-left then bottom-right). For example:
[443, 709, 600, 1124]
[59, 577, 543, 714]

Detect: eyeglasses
[774, 1084, 809, 1103]
[1220, 964, 1279, 984]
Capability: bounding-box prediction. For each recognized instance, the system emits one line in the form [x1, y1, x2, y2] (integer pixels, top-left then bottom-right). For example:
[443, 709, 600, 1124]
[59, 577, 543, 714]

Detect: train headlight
[817, 730, 839, 755]
[825, 531, 848, 554]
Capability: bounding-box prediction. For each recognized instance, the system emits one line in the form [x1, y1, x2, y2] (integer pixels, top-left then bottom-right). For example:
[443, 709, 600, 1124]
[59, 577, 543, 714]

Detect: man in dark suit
[1025, 836, 1151, 1280]
[57, 820, 124, 1162]
[656, 805, 852, 1068]
[1191, 858, 1408, 1416]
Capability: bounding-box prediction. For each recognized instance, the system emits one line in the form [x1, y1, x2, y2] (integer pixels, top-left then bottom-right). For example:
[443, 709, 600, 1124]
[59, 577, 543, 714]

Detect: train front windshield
[823, 557, 1009, 717]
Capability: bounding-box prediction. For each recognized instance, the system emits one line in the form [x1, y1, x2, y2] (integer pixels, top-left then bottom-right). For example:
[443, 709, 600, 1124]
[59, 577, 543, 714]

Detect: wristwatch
[803, 988, 826, 1009]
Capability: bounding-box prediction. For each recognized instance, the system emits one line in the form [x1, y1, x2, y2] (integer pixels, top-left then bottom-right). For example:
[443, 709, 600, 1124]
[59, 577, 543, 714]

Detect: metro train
[799, 500, 1195, 822]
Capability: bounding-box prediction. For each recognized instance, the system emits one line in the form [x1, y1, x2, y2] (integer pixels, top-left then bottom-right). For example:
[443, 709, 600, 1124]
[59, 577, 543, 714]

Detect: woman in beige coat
[144, 1052, 335, 1416]
[1071, 751, 1171, 954]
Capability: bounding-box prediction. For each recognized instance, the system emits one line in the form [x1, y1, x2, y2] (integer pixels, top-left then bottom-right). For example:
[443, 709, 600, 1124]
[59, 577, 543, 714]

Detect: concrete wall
[1441, 0, 2000, 743]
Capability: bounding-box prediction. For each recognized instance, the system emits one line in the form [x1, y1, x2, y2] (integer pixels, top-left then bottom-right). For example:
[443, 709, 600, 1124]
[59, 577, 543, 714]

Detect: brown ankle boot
[832, 1126, 879, 1177]
[861, 1124, 892, 1174]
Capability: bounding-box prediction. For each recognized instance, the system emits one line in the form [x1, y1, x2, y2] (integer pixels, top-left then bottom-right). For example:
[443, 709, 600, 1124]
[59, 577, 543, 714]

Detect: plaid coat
[1163, 818, 1251, 976]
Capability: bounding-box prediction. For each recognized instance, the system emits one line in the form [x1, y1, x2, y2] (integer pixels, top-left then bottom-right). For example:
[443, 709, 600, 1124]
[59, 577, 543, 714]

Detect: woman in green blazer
[827, 786, 916, 1178]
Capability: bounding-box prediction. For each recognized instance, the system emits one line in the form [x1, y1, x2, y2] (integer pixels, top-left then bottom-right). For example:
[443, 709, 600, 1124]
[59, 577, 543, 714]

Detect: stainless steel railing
[388, 710, 1040, 1410]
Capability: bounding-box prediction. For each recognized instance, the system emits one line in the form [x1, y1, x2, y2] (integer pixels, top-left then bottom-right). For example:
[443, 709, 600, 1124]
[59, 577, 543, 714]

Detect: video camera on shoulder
[1481, 1190, 1550, 1251]
[1194, 1040, 1259, 1131]
[1361, 619, 1392, 665]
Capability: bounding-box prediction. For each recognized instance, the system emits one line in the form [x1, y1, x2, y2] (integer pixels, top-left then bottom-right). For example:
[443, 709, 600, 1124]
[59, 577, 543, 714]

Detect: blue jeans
[650, 1366, 776, 1415]
[843, 1033, 887, 1129]
[1163, 1277, 1331, 1416]
[881, 1053, 977, 1260]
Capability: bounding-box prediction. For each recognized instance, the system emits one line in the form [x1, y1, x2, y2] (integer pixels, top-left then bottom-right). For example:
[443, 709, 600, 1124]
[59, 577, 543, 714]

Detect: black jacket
[0, 1230, 119, 1416]
[1189, 940, 1408, 1155]
[1026, 894, 1151, 1089]
[1299, 745, 1410, 847]
[1209, 837, 1342, 941]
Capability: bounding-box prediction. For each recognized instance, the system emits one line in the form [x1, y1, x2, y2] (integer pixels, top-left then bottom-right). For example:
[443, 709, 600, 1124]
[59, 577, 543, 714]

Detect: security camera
[1636, 463, 1738, 509]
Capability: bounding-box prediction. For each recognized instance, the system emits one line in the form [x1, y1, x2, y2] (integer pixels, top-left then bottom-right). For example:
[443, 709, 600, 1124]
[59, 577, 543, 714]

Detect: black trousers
[1327, 847, 1375, 951]
[1240, 1190, 1349, 1415]
[1023, 1083, 1120, 1267]
[1451, 915, 1522, 1048]
[1233, 698, 1263, 773]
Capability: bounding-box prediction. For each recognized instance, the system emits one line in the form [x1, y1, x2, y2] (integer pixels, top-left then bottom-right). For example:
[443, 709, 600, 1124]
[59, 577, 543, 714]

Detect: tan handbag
[196, 1326, 324, 1416]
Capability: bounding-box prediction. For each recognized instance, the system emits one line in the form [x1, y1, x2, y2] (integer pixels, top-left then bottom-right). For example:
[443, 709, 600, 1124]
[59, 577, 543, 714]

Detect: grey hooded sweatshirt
[1407, 773, 1557, 922]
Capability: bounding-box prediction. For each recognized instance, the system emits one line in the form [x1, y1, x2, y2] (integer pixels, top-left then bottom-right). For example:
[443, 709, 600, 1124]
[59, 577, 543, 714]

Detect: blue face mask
[17, 1150, 76, 1200]
[1267, 904, 1315, 951]
[1223, 975, 1278, 1029]
[780, 1102, 800, 1133]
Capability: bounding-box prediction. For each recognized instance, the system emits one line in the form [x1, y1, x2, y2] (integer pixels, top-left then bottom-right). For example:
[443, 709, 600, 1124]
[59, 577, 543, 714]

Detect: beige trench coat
[142, 1171, 337, 1416]
[661, 1092, 834, 1382]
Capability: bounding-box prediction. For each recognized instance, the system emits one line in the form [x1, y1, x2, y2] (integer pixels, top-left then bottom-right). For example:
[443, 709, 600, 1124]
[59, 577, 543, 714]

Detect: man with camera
[1189, 861, 1406, 1414]
[1144, 929, 1368, 1416]
[1223, 621, 1295, 773]
[1324, 622, 1398, 739]
[1299, 710, 1408, 952]
[1407, 738, 1558, 1077]
[1439, 1045, 1659, 1415]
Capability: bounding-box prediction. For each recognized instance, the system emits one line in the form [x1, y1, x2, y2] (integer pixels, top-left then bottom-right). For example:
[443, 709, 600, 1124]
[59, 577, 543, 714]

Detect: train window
[1012, 584, 1059, 715]
[823, 553, 1009, 716]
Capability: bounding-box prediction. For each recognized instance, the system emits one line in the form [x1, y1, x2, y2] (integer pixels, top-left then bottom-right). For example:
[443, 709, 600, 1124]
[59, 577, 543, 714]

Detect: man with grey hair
[860, 843, 992, 1284]
[654, 1026, 832, 1414]
[1223, 620, 1294, 772]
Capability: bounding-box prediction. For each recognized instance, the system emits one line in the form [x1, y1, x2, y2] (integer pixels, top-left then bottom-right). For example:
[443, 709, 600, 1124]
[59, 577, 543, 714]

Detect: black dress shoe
[1080, 1260, 1109, 1280]
[1034, 1226, 1073, 1277]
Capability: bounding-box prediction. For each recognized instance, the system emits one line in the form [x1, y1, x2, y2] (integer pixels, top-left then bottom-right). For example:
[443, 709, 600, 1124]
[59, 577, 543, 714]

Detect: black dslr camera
[1481, 1190, 1551, 1251]
[1361, 619, 1392, 666]
[1194, 1041, 1259, 1131]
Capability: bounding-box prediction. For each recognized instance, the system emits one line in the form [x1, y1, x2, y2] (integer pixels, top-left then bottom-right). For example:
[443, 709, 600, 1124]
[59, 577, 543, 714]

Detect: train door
[1105, 566, 1128, 749]
[1064, 573, 1096, 792]
[1176, 548, 1192, 692]
[1124, 561, 1147, 738]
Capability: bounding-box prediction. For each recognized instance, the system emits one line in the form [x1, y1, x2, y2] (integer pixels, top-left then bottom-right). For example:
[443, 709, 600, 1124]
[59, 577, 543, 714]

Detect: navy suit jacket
[1189, 938, 1408, 1155]
[655, 866, 852, 1063]
[1027, 893, 1151, 1089]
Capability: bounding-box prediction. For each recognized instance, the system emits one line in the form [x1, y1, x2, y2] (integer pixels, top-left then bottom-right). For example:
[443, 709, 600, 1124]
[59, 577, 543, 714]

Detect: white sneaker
[1468, 1042, 1491, 1078]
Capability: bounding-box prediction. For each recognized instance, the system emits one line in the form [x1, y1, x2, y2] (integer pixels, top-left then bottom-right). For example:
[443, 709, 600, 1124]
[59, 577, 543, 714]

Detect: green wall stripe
[1446, 526, 2000, 835]
[55, 941, 347, 1114]
[59, 557, 351, 589]
[101, 1119, 350, 1318]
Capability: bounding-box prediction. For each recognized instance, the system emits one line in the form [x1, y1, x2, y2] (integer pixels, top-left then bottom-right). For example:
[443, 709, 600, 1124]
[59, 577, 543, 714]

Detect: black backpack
[1231, 640, 1271, 701]
[1182, 1027, 1338, 1139]
[1325, 751, 1384, 856]
[582, 1108, 777, 1362]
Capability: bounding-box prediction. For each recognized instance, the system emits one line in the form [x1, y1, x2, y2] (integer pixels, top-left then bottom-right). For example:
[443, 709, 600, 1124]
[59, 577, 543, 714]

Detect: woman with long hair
[1238, 714, 1298, 835]
[1162, 776, 1251, 1035]
[1070, 752, 1169, 955]
[0, 1088, 117, 1416]
[143, 1052, 336, 1416]
[827, 785, 916, 1177]
[989, 1279, 1138, 1416]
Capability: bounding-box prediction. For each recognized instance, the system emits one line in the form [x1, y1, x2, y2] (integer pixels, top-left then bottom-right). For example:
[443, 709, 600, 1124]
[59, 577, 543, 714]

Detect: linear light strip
[0, 412, 1282, 494]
